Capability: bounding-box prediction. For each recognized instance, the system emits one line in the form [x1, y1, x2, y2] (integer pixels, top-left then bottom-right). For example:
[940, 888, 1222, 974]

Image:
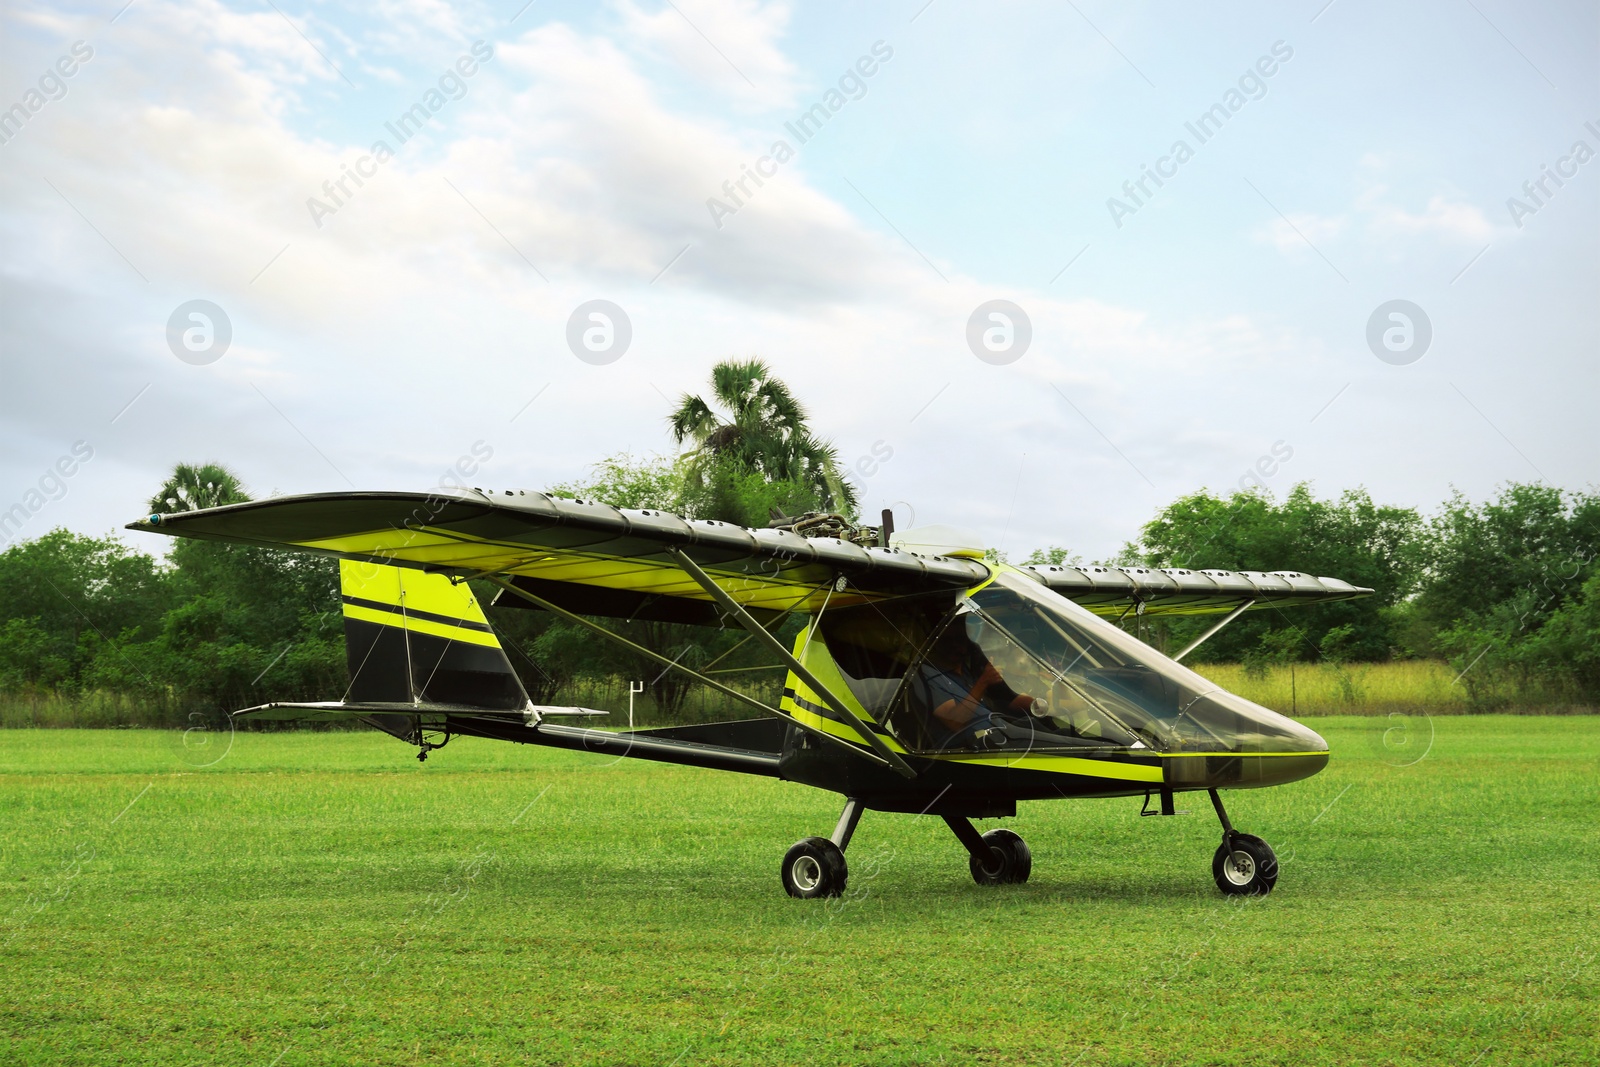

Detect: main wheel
[1212, 833, 1278, 896]
[969, 828, 1032, 886]
[781, 837, 848, 899]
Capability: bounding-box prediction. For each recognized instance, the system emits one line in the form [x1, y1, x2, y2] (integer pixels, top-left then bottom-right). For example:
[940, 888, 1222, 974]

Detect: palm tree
[147, 463, 250, 515]
[668, 360, 857, 515]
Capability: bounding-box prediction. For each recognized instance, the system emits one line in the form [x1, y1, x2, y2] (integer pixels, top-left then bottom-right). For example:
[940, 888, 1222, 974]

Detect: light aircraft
[130, 491, 1370, 898]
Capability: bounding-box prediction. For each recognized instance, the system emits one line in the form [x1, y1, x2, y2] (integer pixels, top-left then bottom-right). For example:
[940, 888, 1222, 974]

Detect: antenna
[880, 507, 895, 548]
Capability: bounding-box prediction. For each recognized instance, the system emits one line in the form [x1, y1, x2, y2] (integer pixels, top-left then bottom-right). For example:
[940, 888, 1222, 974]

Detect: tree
[1414, 484, 1599, 640]
[1420, 484, 1600, 706]
[1133, 484, 1424, 662]
[669, 359, 857, 520]
[1517, 572, 1600, 701]
[147, 463, 250, 514]
[0, 530, 172, 691]
[135, 462, 341, 711]
[1022, 546, 1082, 566]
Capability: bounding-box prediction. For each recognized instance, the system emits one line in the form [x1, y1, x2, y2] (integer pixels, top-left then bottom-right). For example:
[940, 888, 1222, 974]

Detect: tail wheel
[1213, 833, 1278, 896]
[969, 828, 1031, 886]
[781, 837, 848, 899]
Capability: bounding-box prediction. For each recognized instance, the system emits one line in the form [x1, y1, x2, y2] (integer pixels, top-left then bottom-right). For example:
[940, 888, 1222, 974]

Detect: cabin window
[817, 590, 959, 723]
[964, 572, 1327, 754]
[895, 608, 1144, 753]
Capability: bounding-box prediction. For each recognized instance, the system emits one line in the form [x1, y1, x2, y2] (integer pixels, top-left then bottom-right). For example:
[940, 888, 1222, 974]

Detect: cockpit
[818, 569, 1328, 758]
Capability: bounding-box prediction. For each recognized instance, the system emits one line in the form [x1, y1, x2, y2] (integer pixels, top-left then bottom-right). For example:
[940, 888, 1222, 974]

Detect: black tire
[781, 837, 848, 899]
[1212, 833, 1278, 896]
[969, 828, 1032, 886]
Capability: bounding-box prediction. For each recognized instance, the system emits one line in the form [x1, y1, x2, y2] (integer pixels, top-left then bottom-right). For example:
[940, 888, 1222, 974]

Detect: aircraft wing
[1020, 563, 1372, 617]
[127, 490, 1371, 622]
[127, 490, 988, 621]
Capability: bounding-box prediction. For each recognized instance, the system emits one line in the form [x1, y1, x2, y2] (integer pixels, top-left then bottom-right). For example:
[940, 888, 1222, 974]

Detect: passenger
[912, 625, 1040, 749]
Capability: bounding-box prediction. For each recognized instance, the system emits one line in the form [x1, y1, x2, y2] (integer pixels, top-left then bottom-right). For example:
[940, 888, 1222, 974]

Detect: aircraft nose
[1163, 717, 1329, 790]
[1165, 748, 1329, 790]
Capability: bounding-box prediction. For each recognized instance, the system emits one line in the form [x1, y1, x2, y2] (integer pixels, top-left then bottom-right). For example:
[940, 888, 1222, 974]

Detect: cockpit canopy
[819, 569, 1327, 757]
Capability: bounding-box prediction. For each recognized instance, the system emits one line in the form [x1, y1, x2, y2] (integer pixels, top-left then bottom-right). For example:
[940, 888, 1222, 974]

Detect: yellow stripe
[305, 529, 898, 614]
[964, 565, 1002, 597]
[779, 697, 911, 753]
[938, 753, 1165, 781]
[785, 634, 912, 755]
[339, 558, 494, 624]
[341, 604, 503, 648]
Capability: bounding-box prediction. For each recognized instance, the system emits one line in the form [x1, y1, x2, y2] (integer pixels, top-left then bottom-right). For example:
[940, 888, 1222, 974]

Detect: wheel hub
[981, 847, 1007, 878]
[1224, 849, 1256, 885]
[791, 855, 822, 892]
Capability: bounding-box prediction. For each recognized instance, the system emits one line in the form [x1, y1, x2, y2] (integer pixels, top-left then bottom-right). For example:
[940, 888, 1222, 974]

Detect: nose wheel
[1208, 789, 1278, 896]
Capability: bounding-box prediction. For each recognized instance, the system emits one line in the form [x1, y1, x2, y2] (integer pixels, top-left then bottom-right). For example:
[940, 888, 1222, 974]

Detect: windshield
[956, 571, 1326, 754]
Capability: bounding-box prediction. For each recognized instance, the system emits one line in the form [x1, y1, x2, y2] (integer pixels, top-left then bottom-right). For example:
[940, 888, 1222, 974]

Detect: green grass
[2, 719, 1596, 1066]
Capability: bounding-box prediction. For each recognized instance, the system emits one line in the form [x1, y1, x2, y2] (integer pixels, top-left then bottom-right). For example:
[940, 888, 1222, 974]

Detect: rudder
[340, 560, 528, 710]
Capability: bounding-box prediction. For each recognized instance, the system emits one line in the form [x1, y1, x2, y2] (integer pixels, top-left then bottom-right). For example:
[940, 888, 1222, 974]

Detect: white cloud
[1369, 194, 1497, 244]
[1259, 212, 1348, 254]
[1254, 181, 1501, 256]
[614, 0, 800, 111]
[13, 0, 1530, 564]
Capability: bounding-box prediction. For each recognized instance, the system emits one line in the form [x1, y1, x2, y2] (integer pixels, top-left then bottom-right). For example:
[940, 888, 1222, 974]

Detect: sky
[1, 0, 1596, 566]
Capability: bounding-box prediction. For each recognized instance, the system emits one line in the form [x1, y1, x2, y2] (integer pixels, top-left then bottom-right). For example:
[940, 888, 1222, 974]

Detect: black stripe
[341, 594, 493, 633]
[781, 688, 894, 741]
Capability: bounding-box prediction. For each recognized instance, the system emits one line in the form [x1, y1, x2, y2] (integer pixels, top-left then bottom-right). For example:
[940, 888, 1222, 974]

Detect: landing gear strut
[781, 798, 862, 898]
[1208, 789, 1277, 896]
[943, 815, 1031, 886]
[782, 802, 1035, 896]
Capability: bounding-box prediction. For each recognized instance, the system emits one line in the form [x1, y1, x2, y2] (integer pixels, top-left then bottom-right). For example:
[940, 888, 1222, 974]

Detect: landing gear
[781, 798, 862, 899]
[782, 801, 1035, 895]
[944, 815, 1031, 886]
[1208, 789, 1277, 896]
[968, 828, 1032, 886]
[781, 837, 848, 898]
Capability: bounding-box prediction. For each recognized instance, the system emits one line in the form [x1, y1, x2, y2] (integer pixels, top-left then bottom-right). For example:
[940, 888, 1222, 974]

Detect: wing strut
[481, 574, 905, 774]
[1171, 599, 1256, 662]
[665, 548, 918, 779]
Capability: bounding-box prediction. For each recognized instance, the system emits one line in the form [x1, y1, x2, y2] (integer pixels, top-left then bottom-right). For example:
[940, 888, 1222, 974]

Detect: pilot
[912, 623, 1041, 749]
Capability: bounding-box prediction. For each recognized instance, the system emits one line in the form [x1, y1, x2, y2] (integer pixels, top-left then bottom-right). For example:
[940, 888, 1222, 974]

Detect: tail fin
[340, 560, 528, 710]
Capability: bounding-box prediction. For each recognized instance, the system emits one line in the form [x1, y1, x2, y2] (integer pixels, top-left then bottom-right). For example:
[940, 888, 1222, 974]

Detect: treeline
[1119, 483, 1599, 709]
[1, 362, 1595, 726]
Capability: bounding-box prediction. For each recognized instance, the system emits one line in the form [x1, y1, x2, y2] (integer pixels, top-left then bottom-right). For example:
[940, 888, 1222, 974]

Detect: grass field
[2, 718, 1596, 1066]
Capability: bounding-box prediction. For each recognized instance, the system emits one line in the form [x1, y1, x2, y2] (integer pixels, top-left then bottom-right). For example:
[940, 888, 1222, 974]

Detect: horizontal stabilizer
[232, 703, 782, 778]
[234, 701, 605, 722]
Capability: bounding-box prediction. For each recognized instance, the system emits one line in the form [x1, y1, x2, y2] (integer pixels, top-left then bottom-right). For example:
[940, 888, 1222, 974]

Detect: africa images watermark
[306, 41, 495, 228]
[1106, 40, 1295, 229]
[1236, 439, 1293, 494]
[0, 40, 94, 148]
[343, 440, 496, 583]
[0, 440, 95, 547]
[706, 40, 895, 229]
[1505, 119, 1600, 229]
